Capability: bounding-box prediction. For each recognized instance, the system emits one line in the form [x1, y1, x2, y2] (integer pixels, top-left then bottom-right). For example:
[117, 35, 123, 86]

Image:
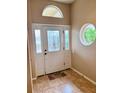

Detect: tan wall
[27, 46, 32, 93]
[30, 0, 71, 25]
[71, 0, 96, 81]
[27, 0, 33, 93]
[28, 0, 36, 79]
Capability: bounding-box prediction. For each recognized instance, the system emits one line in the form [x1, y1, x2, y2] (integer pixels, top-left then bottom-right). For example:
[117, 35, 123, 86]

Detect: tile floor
[33, 69, 96, 93]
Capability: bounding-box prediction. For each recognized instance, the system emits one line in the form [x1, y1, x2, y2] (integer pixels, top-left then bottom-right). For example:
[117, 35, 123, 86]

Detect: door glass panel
[34, 29, 42, 54]
[64, 30, 69, 50]
[47, 30, 60, 52]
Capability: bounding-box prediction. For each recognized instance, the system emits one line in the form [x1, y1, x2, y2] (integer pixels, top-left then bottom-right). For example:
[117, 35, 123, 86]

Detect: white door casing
[32, 23, 71, 76]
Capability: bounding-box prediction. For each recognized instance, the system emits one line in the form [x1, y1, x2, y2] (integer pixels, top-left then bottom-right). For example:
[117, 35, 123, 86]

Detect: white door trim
[32, 23, 71, 76]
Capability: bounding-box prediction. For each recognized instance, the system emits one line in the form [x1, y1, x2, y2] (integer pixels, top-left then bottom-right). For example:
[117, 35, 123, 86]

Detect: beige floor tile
[43, 87, 62, 93]
[33, 69, 96, 93]
[49, 78, 63, 87]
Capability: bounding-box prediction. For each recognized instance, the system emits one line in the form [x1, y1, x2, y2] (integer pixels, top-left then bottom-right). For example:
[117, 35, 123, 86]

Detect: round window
[79, 23, 96, 46]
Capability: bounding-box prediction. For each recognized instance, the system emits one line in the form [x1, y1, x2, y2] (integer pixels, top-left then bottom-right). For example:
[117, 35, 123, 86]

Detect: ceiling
[52, 0, 75, 4]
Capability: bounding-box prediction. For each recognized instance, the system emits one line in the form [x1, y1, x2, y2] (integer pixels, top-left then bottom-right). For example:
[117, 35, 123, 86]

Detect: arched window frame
[42, 5, 64, 18]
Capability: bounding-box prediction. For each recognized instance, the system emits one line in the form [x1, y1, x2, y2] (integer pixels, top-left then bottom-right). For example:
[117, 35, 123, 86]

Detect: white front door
[32, 24, 71, 76]
[44, 26, 65, 74]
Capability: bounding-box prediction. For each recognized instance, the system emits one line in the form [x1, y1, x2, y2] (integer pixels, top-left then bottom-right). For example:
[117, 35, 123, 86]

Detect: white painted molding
[32, 23, 70, 27]
[71, 67, 96, 85]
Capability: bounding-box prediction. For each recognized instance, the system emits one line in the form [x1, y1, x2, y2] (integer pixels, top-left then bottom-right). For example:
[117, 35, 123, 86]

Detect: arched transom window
[42, 5, 64, 18]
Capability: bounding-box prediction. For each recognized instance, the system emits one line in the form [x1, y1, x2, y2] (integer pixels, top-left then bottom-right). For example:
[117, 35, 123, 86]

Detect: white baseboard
[71, 67, 96, 85]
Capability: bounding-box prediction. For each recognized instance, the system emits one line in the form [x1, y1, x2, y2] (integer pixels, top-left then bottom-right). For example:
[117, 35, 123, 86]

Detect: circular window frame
[79, 23, 96, 46]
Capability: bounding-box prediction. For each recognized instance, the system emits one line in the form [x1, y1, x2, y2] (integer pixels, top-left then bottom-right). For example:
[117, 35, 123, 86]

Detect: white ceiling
[52, 0, 75, 4]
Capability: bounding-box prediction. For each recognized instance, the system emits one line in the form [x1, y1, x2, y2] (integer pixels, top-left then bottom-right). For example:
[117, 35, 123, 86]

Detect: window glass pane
[64, 30, 69, 50]
[84, 26, 96, 43]
[47, 30, 60, 52]
[34, 29, 42, 54]
[42, 5, 63, 18]
[80, 23, 96, 46]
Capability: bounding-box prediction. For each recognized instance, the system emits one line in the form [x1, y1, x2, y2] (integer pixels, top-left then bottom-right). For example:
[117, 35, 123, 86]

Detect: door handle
[44, 53, 47, 55]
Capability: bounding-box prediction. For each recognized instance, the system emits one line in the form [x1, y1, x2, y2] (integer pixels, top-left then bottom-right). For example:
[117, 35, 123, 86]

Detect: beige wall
[71, 0, 96, 81]
[27, 46, 32, 93]
[30, 0, 71, 25]
[27, 0, 33, 93]
[28, 0, 36, 79]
